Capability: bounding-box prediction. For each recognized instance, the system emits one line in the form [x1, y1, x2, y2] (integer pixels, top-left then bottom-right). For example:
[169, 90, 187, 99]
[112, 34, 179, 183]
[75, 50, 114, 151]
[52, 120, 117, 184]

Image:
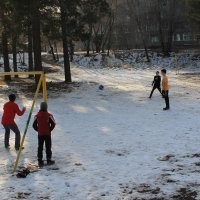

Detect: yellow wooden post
[42, 73, 48, 102]
[0, 71, 43, 76]
[13, 75, 43, 172]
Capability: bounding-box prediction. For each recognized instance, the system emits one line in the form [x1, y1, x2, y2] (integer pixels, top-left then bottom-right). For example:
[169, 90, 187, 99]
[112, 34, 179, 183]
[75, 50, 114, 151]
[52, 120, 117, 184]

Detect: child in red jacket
[33, 102, 56, 167]
[1, 94, 26, 150]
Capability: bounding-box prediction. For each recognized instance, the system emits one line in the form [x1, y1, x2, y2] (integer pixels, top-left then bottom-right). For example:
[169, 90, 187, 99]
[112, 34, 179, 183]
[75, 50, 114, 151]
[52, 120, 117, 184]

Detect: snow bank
[73, 54, 123, 68]
[72, 51, 200, 71]
[120, 51, 200, 70]
[1, 51, 199, 74]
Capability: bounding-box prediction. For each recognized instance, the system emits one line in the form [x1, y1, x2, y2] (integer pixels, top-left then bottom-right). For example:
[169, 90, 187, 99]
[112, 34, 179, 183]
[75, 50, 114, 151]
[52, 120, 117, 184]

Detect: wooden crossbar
[0, 71, 44, 76]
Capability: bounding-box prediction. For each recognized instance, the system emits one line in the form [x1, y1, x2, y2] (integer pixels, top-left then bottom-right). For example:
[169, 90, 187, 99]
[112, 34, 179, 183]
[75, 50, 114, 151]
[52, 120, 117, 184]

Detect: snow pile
[73, 54, 103, 68]
[72, 51, 200, 71]
[73, 54, 123, 68]
[175, 54, 200, 68]
[103, 54, 123, 68]
[120, 51, 200, 70]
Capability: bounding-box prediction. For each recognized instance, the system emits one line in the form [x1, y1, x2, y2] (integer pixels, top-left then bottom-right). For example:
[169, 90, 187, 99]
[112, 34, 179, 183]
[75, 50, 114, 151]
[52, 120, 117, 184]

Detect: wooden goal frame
[0, 71, 47, 172]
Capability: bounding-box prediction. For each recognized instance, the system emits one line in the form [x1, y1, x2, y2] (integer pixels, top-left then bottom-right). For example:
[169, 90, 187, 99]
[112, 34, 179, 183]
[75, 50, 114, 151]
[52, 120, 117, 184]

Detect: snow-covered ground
[1, 63, 200, 199]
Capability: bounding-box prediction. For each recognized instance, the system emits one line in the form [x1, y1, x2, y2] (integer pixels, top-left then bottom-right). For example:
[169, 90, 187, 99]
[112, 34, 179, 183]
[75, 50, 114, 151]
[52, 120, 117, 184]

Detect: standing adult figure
[161, 69, 170, 110]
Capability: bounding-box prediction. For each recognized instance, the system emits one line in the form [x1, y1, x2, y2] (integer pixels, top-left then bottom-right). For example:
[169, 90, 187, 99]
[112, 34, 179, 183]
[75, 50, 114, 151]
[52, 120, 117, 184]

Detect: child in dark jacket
[33, 102, 56, 167]
[1, 94, 26, 150]
[149, 71, 162, 98]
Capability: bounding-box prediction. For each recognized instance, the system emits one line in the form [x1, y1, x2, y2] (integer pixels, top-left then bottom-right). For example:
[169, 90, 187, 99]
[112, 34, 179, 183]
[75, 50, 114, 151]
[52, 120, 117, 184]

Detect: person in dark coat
[33, 102, 56, 167]
[149, 71, 162, 98]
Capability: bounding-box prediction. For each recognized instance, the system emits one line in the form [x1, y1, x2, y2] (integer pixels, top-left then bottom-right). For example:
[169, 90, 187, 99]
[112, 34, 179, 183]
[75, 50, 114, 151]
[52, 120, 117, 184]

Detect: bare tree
[113, 0, 187, 55]
[127, 0, 151, 62]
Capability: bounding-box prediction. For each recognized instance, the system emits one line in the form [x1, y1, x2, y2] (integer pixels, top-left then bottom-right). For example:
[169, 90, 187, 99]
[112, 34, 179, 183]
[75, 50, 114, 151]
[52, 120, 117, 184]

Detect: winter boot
[5, 145, 10, 149]
[47, 159, 55, 165]
[38, 160, 44, 167]
[163, 107, 170, 111]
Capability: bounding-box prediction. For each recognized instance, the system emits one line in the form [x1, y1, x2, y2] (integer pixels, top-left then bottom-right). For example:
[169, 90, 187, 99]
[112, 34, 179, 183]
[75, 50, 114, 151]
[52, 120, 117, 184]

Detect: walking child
[33, 102, 56, 167]
[1, 94, 26, 150]
[161, 69, 170, 110]
[149, 71, 162, 98]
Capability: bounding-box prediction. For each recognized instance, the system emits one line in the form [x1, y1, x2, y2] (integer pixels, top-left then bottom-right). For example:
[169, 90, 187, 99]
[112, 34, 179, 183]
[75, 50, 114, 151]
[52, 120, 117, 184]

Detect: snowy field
[1, 64, 200, 199]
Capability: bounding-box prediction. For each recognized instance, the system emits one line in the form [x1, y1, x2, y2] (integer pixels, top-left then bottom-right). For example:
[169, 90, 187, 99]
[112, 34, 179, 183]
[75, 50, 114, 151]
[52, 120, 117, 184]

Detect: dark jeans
[149, 86, 162, 98]
[3, 124, 21, 149]
[38, 135, 52, 161]
[163, 90, 170, 108]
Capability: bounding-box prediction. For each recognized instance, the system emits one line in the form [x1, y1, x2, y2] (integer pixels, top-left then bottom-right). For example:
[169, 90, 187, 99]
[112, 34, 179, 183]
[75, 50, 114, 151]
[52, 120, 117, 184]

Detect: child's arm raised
[15, 104, 26, 116]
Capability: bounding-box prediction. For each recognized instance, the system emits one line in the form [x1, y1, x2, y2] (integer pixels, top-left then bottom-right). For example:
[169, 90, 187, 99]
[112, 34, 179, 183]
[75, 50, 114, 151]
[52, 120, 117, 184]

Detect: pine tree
[0, 0, 12, 81]
[59, 0, 72, 83]
[80, 0, 110, 56]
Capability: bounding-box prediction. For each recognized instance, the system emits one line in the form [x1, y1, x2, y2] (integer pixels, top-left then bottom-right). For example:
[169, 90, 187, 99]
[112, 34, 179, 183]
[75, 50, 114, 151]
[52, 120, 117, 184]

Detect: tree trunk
[157, 0, 175, 57]
[127, 0, 150, 62]
[28, 23, 34, 78]
[60, 1, 72, 83]
[31, 0, 42, 83]
[94, 34, 102, 53]
[48, 38, 56, 61]
[165, 20, 174, 56]
[54, 42, 59, 61]
[143, 40, 150, 62]
[136, 19, 150, 62]
[69, 40, 74, 62]
[86, 25, 93, 57]
[2, 31, 11, 81]
[157, 10, 165, 54]
[158, 25, 165, 55]
[12, 34, 18, 78]
[106, 17, 115, 56]
[107, 30, 112, 56]
[86, 40, 90, 56]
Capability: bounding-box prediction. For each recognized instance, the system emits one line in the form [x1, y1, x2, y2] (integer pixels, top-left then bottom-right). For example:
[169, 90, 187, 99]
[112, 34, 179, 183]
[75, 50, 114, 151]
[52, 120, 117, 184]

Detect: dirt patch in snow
[0, 76, 98, 99]
[172, 188, 197, 200]
[119, 183, 198, 200]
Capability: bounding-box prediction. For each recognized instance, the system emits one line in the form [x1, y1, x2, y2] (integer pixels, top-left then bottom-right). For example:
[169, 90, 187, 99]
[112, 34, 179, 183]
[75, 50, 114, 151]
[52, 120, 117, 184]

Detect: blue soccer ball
[99, 85, 104, 90]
